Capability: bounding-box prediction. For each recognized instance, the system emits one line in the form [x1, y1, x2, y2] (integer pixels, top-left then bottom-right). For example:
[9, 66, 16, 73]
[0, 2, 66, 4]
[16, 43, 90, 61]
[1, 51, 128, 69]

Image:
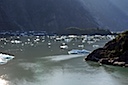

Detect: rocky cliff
[85, 31, 128, 67]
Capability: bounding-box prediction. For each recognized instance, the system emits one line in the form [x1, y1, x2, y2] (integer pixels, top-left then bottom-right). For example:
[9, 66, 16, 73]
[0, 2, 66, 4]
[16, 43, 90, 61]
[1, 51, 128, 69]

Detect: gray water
[0, 36, 128, 85]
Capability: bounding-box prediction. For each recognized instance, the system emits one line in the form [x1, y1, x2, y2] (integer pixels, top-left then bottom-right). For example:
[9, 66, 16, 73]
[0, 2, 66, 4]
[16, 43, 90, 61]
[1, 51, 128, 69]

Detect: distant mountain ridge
[0, 0, 128, 34]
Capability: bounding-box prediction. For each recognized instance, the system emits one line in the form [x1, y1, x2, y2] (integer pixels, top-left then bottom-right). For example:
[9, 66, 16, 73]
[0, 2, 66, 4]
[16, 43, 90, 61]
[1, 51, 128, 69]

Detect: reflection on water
[45, 54, 87, 61]
[0, 35, 128, 85]
[0, 79, 8, 85]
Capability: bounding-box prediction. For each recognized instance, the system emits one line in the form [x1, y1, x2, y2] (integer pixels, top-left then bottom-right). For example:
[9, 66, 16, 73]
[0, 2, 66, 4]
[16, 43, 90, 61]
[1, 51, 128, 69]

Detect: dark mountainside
[0, 0, 99, 34]
[0, 0, 128, 34]
[85, 31, 128, 67]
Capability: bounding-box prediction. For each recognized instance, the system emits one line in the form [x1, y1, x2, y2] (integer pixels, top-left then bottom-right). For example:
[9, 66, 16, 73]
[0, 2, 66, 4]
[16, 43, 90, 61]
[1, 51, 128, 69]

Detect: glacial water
[0, 35, 128, 85]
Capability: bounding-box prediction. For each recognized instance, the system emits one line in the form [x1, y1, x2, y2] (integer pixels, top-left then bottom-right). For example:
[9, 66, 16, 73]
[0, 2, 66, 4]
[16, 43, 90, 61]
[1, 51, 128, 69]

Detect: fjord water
[0, 36, 128, 85]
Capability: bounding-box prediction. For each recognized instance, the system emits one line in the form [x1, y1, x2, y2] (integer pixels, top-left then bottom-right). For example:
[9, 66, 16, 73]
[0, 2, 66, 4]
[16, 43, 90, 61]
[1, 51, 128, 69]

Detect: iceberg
[68, 49, 91, 55]
[0, 53, 15, 65]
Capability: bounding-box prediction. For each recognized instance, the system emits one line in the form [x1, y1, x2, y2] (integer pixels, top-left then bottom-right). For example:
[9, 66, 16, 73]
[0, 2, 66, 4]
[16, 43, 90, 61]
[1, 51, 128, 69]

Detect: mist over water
[0, 35, 128, 85]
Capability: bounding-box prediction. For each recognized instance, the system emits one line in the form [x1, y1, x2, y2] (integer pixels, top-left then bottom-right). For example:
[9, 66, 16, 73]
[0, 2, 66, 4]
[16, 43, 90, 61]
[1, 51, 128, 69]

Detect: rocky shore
[85, 31, 128, 67]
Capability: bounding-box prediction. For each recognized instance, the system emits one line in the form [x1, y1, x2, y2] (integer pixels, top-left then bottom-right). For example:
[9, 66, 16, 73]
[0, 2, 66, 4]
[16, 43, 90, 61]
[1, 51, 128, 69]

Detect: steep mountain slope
[110, 0, 128, 16]
[0, 0, 128, 33]
[80, 0, 128, 31]
[0, 0, 98, 33]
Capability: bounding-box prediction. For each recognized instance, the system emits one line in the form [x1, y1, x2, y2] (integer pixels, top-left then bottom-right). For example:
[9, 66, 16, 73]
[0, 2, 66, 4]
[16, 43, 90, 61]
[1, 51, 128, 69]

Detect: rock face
[85, 31, 128, 67]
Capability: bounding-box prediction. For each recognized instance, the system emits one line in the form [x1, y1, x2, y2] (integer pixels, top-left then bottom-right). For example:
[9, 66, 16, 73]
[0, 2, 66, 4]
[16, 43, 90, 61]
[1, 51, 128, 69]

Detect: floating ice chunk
[60, 43, 68, 49]
[27, 39, 31, 42]
[11, 40, 21, 44]
[68, 49, 90, 55]
[0, 53, 15, 65]
[60, 45, 68, 49]
[0, 58, 7, 65]
[64, 38, 72, 42]
[48, 42, 51, 46]
[34, 38, 40, 42]
[107, 35, 115, 40]
[78, 44, 84, 48]
[56, 37, 62, 41]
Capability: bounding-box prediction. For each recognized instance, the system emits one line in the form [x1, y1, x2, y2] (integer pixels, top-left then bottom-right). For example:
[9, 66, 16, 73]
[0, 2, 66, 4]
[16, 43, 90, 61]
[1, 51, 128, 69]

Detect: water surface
[0, 36, 128, 85]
